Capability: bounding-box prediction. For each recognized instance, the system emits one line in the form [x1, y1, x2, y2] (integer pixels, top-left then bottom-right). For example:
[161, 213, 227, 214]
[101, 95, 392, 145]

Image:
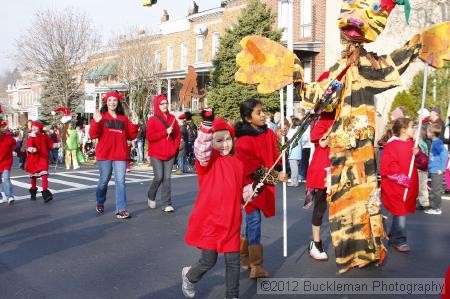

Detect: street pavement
[0, 164, 449, 299]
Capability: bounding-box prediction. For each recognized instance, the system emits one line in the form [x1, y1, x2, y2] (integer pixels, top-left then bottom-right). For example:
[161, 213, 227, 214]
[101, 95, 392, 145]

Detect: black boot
[42, 189, 53, 203]
[29, 188, 38, 200]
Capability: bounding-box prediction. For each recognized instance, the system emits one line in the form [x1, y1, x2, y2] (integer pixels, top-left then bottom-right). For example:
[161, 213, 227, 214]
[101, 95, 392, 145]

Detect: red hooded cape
[306, 112, 335, 189]
[146, 95, 181, 160]
[185, 128, 244, 253]
[25, 133, 53, 174]
[235, 127, 279, 217]
[380, 138, 419, 216]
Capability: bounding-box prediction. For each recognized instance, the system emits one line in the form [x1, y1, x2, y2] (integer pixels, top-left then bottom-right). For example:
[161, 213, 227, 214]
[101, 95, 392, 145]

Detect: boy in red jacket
[0, 106, 16, 205]
[305, 112, 335, 261]
[182, 109, 264, 299]
[25, 120, 54, 202]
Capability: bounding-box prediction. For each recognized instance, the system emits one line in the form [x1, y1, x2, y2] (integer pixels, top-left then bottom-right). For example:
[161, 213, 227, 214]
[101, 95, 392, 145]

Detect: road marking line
[55, 173, 100, 181]
[46, 178, 89, 188]
[10, 179, 56, 193]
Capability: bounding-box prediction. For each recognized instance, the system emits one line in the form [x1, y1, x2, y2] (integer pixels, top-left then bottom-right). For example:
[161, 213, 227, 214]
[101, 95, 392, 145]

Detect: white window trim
[300, 0, 312, 38]
[180, 43, 188, 69]
[196, 35, 204, 63]
[212, 32, 220, 58]
[167, 45, 173, 71]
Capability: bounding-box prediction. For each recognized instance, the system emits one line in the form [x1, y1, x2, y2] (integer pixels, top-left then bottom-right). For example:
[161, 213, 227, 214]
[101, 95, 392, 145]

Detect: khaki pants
[417, 170, 429, 207]
[65, 149, 79, 169]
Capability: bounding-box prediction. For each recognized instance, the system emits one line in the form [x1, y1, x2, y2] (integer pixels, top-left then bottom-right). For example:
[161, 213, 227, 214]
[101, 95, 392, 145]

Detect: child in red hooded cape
[380, 117, 427, 253]
[25, 120, 54, 202]
[182, 109, 264, 299]
[234, 98, 287, 279]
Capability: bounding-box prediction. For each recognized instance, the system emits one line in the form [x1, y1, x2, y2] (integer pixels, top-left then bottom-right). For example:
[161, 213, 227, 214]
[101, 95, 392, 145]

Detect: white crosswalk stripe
[6, 169, 196, 202]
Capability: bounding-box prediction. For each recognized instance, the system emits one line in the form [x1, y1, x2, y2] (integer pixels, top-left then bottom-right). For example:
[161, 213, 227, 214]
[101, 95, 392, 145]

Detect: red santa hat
[52, 107, 72, 124]
[213, 117, 235, 138]
[32, 119, 46, 131]
[103, 91, 123, 103]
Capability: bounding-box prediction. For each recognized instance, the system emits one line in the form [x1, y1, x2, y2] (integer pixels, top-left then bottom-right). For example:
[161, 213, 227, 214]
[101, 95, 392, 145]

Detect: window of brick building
[212, 32, 220, 58]
[278, 0, 289, 40]
[180, 43, 188, 69]
[302, 60, 312, 82]
[196, 35, 204, 63]
[301, 0, 312, 38]
[154, 50, 161, 71]
[167, 45, 174, 71]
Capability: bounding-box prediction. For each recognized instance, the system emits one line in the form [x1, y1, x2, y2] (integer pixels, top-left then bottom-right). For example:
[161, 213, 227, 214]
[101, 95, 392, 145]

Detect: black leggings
[312, 189, 328, 226]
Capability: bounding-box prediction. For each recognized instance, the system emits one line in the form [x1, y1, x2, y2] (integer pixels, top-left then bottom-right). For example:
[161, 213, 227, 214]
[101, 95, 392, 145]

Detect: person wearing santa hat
[181, 108, 265, 299]
[146, 94, 181, 212]
[89, 91, 139, 219]
[25, 119, 54, 202]
[0, 106, 16, 205]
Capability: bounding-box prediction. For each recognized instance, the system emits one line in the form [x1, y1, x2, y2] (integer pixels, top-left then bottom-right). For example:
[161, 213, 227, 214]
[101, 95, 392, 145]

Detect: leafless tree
[15, 8, 98, 119]
[114, 29, 160, 122]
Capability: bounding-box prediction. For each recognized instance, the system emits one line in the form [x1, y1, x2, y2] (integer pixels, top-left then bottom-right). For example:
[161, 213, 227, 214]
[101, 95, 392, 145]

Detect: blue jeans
[137, 140, 144, 164]
[0, 170, 14, 198]
[177, 156, 185, 172]
[96, 160, 128, 213]
[388, 215, 407, 246]
[241, 209, 261, 245]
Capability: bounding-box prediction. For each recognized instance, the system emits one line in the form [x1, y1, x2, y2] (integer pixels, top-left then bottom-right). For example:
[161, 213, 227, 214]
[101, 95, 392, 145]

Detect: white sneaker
[424, 208, 442, 215]
[309, 241, 328, 261]
[148, 199, 156, 209]
[0, 198, 7, 204]
[163, 205, 175, 212]
[181, 266, 195, 298]
[7, 197, 15, 205]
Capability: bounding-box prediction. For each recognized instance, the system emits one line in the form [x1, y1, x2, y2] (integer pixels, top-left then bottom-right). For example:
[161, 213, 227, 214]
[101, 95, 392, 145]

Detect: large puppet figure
[235, 0, 450, 273]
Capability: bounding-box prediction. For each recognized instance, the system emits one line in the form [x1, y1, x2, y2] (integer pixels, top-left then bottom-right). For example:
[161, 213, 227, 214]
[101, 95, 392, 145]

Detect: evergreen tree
[390, 62, 450, 118]
[207, 0, 282, 121]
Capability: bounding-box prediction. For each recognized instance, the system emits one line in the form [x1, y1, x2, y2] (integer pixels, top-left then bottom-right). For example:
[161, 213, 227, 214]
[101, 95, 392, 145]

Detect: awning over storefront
[84, 63, 117, 80]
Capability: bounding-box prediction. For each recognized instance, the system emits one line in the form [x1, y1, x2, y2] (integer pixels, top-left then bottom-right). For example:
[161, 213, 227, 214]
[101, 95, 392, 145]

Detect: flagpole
[280, 87, 288, 257]
[403, 62, 428, 201]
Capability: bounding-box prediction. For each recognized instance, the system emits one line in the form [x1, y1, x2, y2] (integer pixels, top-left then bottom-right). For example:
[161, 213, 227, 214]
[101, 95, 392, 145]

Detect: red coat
[89, 113, 138, 161]
[235, 126, 279, 217]
[25, 133, 53, 175]
[306, 112, 334, 189]
[380, 138, 425, 216]
[146, 96, 181, 160]
[185, 150, 244, 253]
[0, 134, 16, 172]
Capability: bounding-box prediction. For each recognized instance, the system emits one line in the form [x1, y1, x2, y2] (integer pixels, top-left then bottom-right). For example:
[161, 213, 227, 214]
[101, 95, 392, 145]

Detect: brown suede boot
[240, 237, 250, 270]
[248, 244, 269, 278]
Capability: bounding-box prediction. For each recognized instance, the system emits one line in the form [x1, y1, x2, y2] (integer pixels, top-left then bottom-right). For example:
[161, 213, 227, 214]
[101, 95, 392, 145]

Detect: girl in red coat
[380, 117, 428, 253]
[234, 98, 287, 279]
[305, 111, 335, 261]
[89, 91, 139, 219]
[26, 120, 54, 202]
[146, 95, 181, 212]
[0, 107, 16, 205]
[181, 109, 263, 299]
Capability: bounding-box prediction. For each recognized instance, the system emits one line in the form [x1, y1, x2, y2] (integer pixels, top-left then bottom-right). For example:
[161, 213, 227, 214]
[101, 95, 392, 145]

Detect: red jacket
[380, 138, 427, 216]
[235, 124, 279, 217]
[306, 112, 334, 189]
[146, 96, 181, 160]
[185, 128, 244, 252]
[0, 134, 16, 172]
[25, 133, 53, 175]
[89, 113, 138, 161]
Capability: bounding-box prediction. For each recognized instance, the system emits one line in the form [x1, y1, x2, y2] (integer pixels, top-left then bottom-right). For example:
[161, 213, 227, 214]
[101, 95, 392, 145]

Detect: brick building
[6, 0, 341, 125]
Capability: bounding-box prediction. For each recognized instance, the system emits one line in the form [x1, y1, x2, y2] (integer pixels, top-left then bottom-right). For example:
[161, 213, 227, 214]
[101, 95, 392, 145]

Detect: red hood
[153, 94, 168, 118]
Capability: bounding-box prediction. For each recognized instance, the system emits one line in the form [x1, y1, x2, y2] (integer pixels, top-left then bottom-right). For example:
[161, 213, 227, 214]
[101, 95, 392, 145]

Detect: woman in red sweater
[305, 112, 335, 261]
[89, 91, 138, 219]
[146, 95, 181, 212]
[0, 107, 16, 205]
